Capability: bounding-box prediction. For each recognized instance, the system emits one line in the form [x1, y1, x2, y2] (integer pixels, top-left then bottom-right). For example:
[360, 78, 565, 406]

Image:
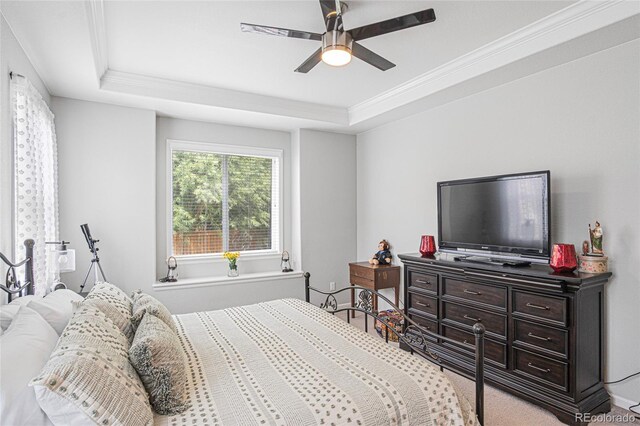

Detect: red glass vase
[419, 235, 437, 256]
[550, 243, 578, 272]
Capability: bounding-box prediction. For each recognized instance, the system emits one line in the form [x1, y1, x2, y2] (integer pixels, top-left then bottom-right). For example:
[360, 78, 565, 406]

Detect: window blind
[171, 148, 279, 256]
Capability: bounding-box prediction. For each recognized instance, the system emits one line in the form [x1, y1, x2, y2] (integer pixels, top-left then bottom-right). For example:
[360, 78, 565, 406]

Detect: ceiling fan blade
[294, 48, 323, 73]
[319, 0, 344, 32]
[241, 23, 322, 41]
[352, 42, 395, 71]
[349, 8, 436, 41]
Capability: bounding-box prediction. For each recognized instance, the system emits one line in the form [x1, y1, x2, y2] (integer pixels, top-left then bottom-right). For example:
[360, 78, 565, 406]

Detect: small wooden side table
[349, 262, 401, 318]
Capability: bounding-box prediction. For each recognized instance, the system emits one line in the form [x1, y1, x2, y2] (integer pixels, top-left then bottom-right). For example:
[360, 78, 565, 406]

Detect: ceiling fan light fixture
[321, 30, 353, 67]
[321, 45, 352, 67]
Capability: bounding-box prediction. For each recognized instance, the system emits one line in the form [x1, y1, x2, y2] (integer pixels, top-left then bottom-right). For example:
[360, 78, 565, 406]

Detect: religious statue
[588, 221, 604, 255]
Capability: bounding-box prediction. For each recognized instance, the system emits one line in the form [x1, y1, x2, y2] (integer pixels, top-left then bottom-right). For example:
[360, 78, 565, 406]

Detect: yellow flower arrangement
[223, 251, 240, 270]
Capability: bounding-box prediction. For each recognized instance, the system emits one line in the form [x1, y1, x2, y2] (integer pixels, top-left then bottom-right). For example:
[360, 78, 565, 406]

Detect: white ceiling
[1, 0, 638, 131]
[103, 1, 571, 107]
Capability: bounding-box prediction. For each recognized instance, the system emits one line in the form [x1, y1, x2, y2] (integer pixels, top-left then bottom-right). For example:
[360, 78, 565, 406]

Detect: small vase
[228, 265, 239, 277]
[419, 235, 437, 256]
[550, 244, 578, 272]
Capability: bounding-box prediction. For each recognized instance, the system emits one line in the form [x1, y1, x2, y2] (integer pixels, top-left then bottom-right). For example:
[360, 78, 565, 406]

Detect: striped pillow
[31, 304, 153, 426]
[83, 282, 135, 341]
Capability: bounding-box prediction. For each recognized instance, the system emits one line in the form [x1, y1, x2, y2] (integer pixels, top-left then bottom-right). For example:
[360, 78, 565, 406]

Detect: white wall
[52, 97, 157, 300]
[0, 15, 50, 268]
[295, 129, 357, 305]
[155, 117, 292, 279]
[356, 40, 640, 405]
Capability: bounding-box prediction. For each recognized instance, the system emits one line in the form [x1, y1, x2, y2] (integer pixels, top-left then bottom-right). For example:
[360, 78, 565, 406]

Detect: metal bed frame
[305, 272, 486, 425]
[0, 239, 35, 302]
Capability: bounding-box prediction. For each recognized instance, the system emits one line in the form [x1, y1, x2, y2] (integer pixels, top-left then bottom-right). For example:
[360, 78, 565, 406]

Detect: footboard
[304, 272, 485, 425]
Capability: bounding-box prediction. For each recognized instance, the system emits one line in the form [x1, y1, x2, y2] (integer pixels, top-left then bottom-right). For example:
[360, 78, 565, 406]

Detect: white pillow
[0, 304, 20, 331]
[0, 305, 59, 425]
[8, 294, 38, 305]
[27, 290, 85, 335]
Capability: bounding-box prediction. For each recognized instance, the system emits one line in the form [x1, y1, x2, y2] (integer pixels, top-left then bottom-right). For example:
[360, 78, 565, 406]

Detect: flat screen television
[437, 171, 551, 265]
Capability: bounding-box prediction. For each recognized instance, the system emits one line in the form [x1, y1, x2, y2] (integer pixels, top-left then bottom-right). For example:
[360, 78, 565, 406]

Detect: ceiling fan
[240, 0, 436, 73]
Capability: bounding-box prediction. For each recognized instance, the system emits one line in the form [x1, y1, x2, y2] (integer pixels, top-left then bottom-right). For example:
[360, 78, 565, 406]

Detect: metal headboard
[304, 272, 486, 425]
[0, 239, 35, 302]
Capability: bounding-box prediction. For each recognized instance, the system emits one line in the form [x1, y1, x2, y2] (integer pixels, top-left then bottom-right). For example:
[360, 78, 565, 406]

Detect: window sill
[172, 252, 282, 265]
[152, 270, 304, 291]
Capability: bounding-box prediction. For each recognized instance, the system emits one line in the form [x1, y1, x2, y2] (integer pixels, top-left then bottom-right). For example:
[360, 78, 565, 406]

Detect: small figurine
[369, 240, 392, 265]
[589, 221, 604, 255]
[581, 240, 590, 256]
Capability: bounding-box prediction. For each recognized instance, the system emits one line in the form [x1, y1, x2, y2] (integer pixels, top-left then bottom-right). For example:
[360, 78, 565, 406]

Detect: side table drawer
[350, 274, 374, 289]
[350, 264, 374, 280]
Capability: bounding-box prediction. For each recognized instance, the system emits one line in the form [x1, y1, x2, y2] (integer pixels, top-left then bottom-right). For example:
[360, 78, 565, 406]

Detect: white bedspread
[155, 298, 478, 426]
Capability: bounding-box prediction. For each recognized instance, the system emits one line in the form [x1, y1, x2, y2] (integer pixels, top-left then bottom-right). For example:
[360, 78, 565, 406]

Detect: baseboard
[610, 393, 638, 411]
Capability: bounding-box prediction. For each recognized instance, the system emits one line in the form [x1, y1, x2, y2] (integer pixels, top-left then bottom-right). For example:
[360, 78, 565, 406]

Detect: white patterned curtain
[11, 76, 59, 296]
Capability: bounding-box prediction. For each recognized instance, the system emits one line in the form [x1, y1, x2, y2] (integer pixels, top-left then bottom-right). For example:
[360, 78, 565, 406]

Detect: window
[168, 140, 282, 257]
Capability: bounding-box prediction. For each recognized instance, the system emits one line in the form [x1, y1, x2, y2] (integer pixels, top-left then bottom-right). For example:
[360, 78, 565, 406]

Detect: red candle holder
[550, 243, 578, 272]
[419, 235, 437, 256]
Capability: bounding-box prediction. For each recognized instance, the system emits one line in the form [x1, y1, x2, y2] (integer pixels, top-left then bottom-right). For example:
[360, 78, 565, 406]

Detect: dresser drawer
[514, 319, 568, 358]
[442, 325, 507, 368]
[513, 291, 568, 325]
[408, 292, 437, 317]
[350, 264, 375, 280]
[514, 348, 568, 392]
[408, 270, 437, 294]
[411, 314, 438, 333]
[442, 278, 507, 309]
[442, 301, 506, 338]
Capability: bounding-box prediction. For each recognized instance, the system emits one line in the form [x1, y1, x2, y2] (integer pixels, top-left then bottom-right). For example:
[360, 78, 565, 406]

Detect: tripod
[79, 224, 108, 293]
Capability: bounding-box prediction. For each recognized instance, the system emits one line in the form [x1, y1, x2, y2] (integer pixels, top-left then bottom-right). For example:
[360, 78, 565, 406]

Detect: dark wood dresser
[398, 253, 612, 426]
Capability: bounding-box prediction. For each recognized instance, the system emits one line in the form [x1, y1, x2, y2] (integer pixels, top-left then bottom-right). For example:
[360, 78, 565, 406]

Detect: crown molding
[85, 0, 108, 82]
[100, 69, 349, 125]
[82, 0, 637, 129]
[348, 0, 640, 125]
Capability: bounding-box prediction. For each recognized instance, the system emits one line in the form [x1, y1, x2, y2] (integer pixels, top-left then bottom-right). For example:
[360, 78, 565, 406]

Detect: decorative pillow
[81, 282, 135, 341]
[27, 289, 85, 335]
[1, 305, 59, 425]
[31, 304, 153, 426]
[129, 314, 190, 415]
[0, 304, 20, 331]
[131, 291, 176, 333]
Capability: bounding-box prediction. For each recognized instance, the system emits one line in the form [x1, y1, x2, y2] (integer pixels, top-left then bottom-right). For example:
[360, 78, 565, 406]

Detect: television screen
[438, 171, 550, 261]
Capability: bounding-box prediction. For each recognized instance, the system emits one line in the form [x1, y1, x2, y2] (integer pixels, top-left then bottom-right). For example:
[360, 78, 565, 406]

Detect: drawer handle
[527, 362, 551, 373]
[415, 279, 431, 285]
[463, 314, 481, 322]
[526, 302, 550, 311]
[464, 289, 482, 296]
[416, 302, 430, 308]
[527, 332, 551, 342]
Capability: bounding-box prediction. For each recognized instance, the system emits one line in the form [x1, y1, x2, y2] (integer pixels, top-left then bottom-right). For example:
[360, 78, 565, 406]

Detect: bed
[1, 241, 485, 426]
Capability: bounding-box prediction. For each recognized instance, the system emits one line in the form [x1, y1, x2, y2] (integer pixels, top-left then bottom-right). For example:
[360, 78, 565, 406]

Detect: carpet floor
[334, 311, 637, 426]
